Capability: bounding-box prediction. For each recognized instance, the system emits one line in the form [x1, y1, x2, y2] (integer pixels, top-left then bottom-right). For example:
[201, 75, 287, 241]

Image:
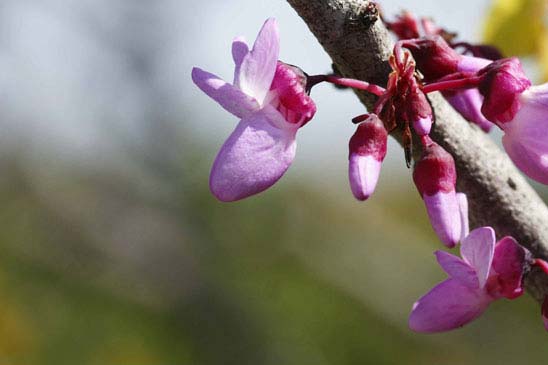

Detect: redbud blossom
[348, 115, 388, 200]
[192, 18, 317, 201]
[413, 140, 466, 247]
[409, 227, 526, 333]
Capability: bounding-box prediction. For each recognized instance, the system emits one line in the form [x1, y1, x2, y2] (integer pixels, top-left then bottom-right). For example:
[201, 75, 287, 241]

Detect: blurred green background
[0, 0, 546, 364]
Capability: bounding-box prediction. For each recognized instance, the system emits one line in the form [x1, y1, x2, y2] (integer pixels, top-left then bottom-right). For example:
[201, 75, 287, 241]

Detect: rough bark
[287, 0, 548, 301]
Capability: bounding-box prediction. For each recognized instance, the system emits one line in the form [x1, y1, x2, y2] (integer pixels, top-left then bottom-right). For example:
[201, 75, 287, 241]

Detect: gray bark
[287, 0, 548, 302]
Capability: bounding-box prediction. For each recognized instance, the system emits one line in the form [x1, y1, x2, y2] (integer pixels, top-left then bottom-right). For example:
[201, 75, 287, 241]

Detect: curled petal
[461, 227, 495, 289]
[501, 86, 548, 184]
[457, 192, 469, 240]
[238, 18, 280, 105]
[435, 251, 478, 289]
[423, 191, 462, 248]
[443, 89, 494, 132]
[348, 154, 382, 201]
[490, 236, 526, 299]
[409, 278, 491, 333]
[209, 110, 297, 202]
[456, 55, 491, 73]
[232, 36, 249, 87]
[191, 67, 259, 118]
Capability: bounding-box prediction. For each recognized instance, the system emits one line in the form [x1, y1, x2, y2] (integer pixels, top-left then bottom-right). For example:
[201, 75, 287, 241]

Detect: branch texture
[287, 0, 548, 301]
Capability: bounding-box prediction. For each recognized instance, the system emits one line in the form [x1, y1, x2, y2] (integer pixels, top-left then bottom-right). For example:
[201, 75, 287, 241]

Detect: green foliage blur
[0, 127, 545, 364]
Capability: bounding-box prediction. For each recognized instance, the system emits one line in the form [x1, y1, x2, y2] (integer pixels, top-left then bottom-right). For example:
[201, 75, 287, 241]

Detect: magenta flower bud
[385, 11, 421, 40]
[403, 36, 492, 82]
[478, 57, 531, 125]
[408, 85, 433, 136]
[413, 141, 461, 247]
[348, 115, 388, 201]
[401, 36, 462, 81]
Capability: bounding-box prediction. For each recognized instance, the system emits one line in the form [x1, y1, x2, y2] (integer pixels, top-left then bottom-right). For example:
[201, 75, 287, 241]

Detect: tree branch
[287, 0, 548, 302]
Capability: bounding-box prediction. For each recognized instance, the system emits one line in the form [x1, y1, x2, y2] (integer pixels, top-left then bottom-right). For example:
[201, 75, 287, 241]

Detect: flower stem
[422, 76, 483, 94]
[533, 259, 548, 276]
[307, 75, 386, 96]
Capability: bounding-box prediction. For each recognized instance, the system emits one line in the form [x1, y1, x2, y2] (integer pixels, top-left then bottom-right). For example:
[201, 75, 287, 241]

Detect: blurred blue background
[0, 0, 546, 364]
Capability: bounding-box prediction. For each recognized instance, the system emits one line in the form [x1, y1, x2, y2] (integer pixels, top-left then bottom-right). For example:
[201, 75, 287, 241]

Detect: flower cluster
[192, 17, 548, 333]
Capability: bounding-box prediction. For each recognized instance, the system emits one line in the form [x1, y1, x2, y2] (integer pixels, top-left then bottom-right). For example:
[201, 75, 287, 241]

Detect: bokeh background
[0, 0, 546, 364]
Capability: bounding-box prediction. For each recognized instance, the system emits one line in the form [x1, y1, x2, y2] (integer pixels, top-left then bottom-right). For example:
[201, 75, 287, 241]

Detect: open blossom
[413, 139, 468, 247]
[191, 18, 316, 201]
[348, 115, 388, 200]
[409, 227, 527, 333]
[477, 58, 548, 184]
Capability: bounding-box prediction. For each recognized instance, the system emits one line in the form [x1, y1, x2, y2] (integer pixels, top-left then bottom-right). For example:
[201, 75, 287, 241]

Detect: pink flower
[348, 115, 388, 200]
[500, 83, 548, 184]
[413, 140, 468, 247]
[476, 58, 548, 184]
[191, 18, 316, 201]
[409, 227, 527, 333]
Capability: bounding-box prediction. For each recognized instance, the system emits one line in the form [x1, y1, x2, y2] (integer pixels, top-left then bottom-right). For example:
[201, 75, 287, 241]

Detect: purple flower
[348, 115, 388, 200]
[409, 227, 526, 333]
[413, 140, 468, 247]
[191, 18, 316, 201]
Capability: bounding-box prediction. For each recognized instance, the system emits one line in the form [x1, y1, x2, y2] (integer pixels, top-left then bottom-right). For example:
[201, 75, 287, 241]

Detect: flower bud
[401, 36, 462, 81]
[407, 84, 433, 136]
[413, 141, 461, 247]
[348, 115, 388, 200]
[402, 36, 492, 80]
[478, 57, 531, 125]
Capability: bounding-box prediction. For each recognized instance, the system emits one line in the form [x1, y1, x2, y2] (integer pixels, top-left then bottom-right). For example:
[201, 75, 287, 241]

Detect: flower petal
[409, 278, 491, 333]
[501, 88, 548, 184]
[461, 227, 495, 289]
[232, 36, 249, 87]
[457, 192, 469, 240]
[491, 236, 526, 299]
[237, 18, 280, 105]
[209, 110, 297, 201]
[423, 191, 462, 248]
[443, 89, 495, 132]
[191, 67, 259, 118]
[435, 251, 479, 289]
[348, 154, 382, 201]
